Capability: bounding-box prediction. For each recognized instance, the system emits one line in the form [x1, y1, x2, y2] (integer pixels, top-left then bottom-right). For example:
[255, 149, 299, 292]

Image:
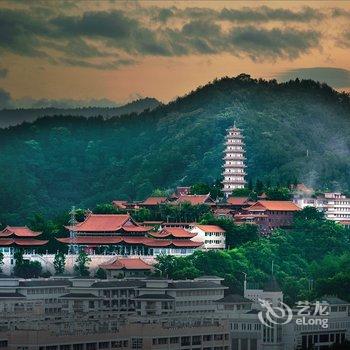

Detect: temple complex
[56, 213, 202, 256]
[222, 125, 246, 197]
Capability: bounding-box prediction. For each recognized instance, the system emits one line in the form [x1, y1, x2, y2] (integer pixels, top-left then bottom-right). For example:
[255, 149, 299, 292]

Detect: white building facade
[190, 225, 226, 250]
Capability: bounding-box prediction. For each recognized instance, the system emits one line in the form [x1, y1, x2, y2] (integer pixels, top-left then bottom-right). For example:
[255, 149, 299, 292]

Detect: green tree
[14, 249, 24, 268]
[74, 250, 91, 277]
[13, 250, 43, 278]
[0, 252, 3, 273]
[266, 187, 292, 200]
[95, 267, 107, 279]
[294, 206, 324, 222]
[53, 252, 66, 275]
[93, 204, 120, 214]
[151, 188, 168, 197]
[190, 183, 211, 195]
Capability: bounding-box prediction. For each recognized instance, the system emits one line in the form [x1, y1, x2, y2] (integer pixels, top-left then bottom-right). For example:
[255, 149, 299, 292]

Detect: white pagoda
[222, 124, 246, 197]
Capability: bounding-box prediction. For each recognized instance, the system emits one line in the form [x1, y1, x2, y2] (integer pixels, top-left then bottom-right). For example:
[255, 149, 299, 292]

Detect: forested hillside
[0, 74, 349, 224]
[0, 97, 160, 127]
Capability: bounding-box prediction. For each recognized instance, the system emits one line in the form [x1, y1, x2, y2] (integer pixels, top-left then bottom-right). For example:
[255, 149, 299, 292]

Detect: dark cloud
[0, 88, 13, 109]
[331, 8, 350, 18]
[0, 5, 329, 67]
[337, 30, 350, 48]
[0, 9, 49, 57]
[228, 27, 320, 61]
[51, 10, 172, 56]
[219, 6, 324, 23]
[0, 68, 8, 78]
[277, 67, 350, 88]
[153, 8, 174, 23]
[59, 57, 137, 69]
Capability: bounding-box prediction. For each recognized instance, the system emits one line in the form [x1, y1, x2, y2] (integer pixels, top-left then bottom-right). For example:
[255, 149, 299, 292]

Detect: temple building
[99, 257, 153, 278]
[0, 226, 48, 255]
[235, 200, 300, 233]
[222, 125, 246, 197]
[56, 213, 202, 256]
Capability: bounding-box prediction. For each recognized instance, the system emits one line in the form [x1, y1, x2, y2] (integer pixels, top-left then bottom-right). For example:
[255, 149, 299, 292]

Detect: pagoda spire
[222, 123, 247, 197]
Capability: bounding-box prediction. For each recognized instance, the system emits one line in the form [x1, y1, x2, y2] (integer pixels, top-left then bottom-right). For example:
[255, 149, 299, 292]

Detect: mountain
[0, 74, 349, 224]
[0, 97, 160, 128]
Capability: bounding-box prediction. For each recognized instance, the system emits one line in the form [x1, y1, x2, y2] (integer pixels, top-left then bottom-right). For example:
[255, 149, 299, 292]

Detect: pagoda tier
[0, 226, 47, 247]
[223, 155, 246, 160]
[222, 125, 247, 196]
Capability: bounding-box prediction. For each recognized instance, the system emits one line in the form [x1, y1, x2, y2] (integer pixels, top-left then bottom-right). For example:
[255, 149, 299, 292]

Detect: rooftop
[246, 200, 300, 212]
[0, 226, 42, 238]
[193, 225, 225, 233]
[142, 197, 168, 205]
[176, 194, 214, 205]
[150, 227, 197, 239]
[216, 294, 252, 304]
[226, 197, 250, 206]
[100, 258, 153, 271]
[65, 213, 143, 232]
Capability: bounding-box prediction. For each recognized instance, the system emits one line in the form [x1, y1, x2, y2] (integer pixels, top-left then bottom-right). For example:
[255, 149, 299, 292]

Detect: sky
[0, 0, 349, 108]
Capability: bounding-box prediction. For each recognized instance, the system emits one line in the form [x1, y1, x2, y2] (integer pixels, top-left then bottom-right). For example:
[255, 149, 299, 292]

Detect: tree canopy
[0, 75, 349, 224]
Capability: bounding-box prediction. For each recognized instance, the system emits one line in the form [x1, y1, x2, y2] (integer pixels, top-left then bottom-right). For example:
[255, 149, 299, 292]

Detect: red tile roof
[226, 197, 250, 206]
[100, 258, 153, 271]
[176, 194, 214, 205]
[149, 227, 197, 239]
[56, 236, 202, 248]
[65, 214, 143, 232]
[112, 200, 128, 209]
[194, 225, 226, 233]
[0, 238, 48, 246]
[142, 197, 168, 205]
[246, 201, 300, 212]
[0, 226, 42, 238]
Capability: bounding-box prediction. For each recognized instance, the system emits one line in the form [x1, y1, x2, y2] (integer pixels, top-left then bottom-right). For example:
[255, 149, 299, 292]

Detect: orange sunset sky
[0, 0, 349, 107]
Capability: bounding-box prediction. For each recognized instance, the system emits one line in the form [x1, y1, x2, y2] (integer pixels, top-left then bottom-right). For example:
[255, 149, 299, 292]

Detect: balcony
[223, 156, 246, 161]
[223, 179, 246, 184]
[222, 171, 246, 176]
[223, 163, 246, 168]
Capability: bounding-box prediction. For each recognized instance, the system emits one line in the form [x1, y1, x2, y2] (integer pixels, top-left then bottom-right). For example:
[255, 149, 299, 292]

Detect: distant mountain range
[0, 74, 349, 223]
[0, 97, 160, 128]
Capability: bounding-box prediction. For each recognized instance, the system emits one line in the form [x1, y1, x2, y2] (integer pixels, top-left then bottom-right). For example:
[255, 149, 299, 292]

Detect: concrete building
[0, 275, 349, 350]
[222, 125, 246, 196]
[190, 225, 226, 250]
[293, 192, 350, 224]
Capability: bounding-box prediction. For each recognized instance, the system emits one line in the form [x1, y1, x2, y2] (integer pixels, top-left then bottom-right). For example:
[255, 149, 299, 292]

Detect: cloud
[337, 30, 350, 48]
[0, 68, 8, 78]
[219, 6, 324, 23]
[0, 88, 13, 108]
[276, 67, 350, 88]
[0, 9, 49, 57]
[0, 4, 330, 67]
[228, 27, 320, 61]
[58, 57, 137, 70]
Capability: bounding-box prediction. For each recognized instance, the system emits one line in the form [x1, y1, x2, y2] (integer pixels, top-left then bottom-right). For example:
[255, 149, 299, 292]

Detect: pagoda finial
[233, 120, 236, 128]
